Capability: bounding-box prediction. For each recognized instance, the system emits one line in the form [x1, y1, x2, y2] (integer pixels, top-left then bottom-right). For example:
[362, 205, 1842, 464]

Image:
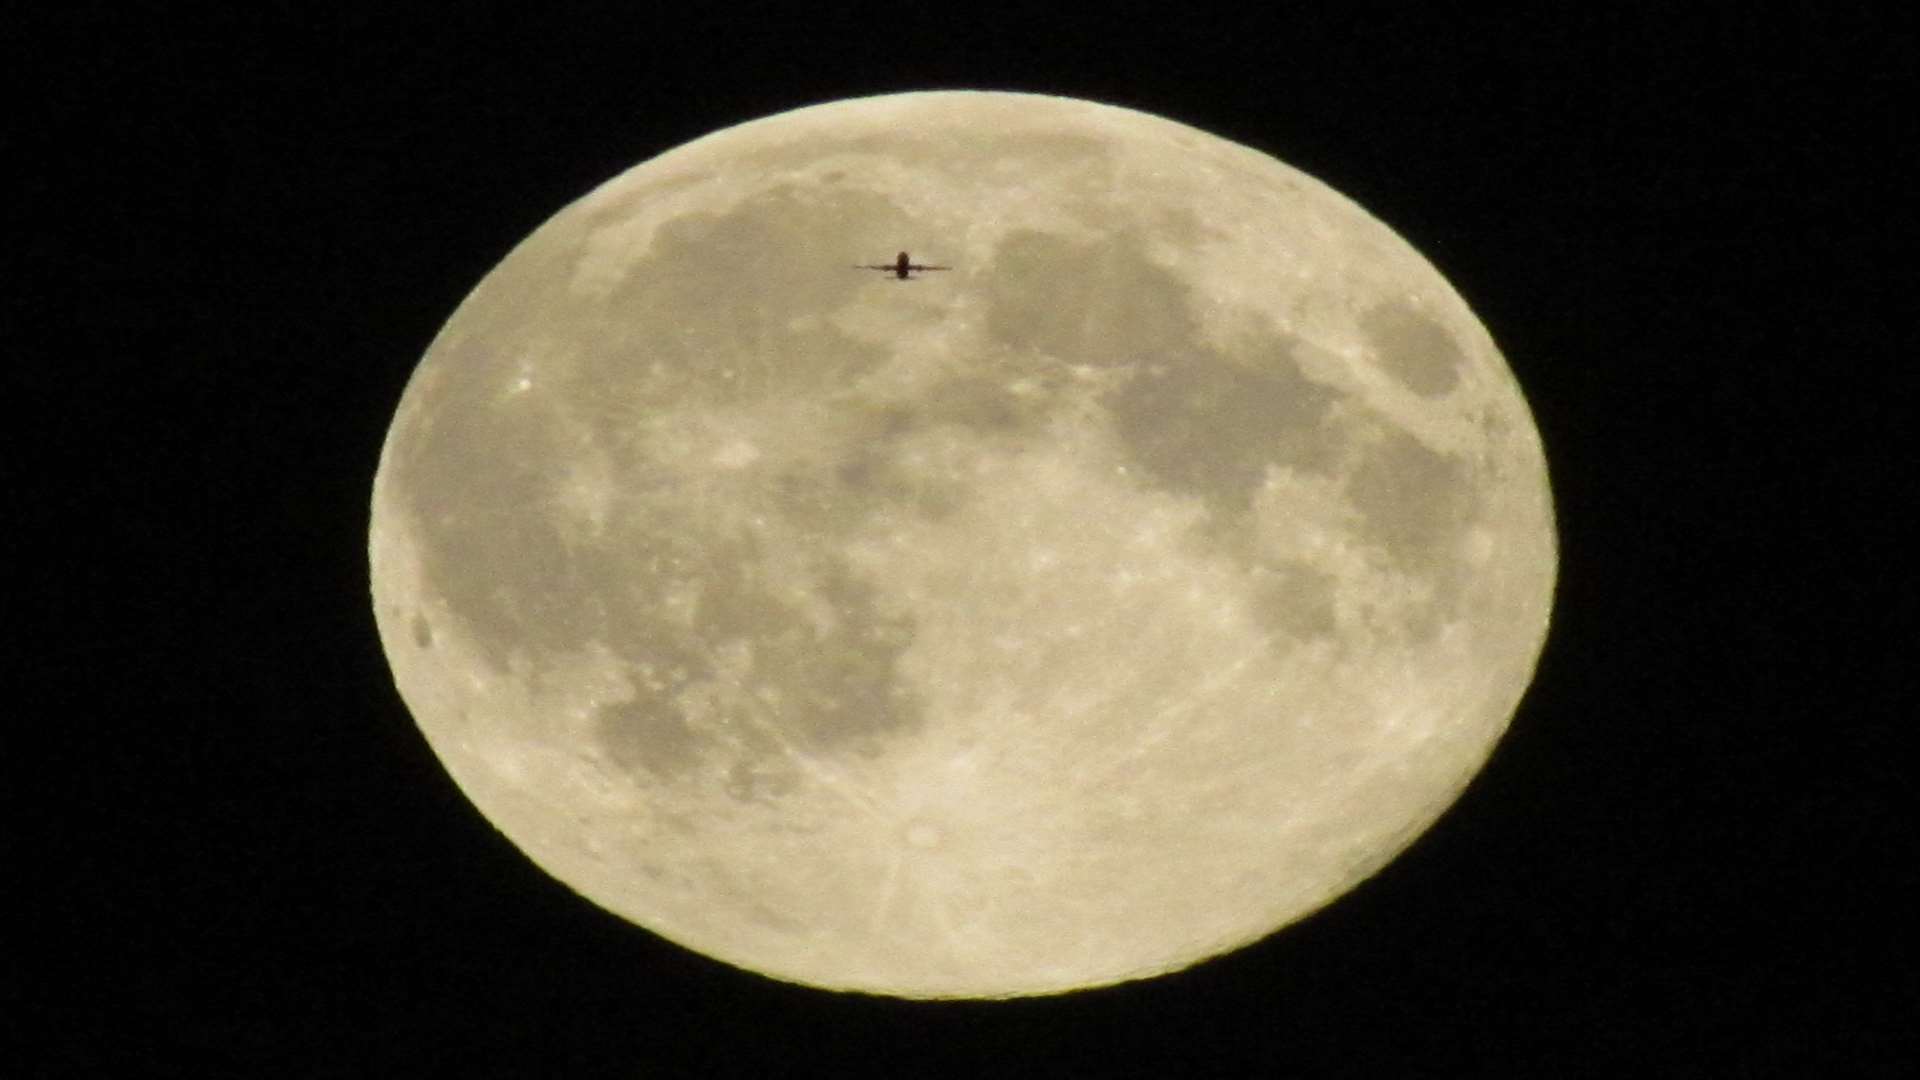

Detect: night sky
[20, 8, 1906, 1074]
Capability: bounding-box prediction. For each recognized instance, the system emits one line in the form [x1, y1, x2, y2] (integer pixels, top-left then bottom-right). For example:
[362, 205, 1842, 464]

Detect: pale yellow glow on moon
[369, 91, 1555, 998]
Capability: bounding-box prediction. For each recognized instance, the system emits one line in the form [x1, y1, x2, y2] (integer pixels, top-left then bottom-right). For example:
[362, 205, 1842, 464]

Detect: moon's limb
[370, 91, 1555, 998]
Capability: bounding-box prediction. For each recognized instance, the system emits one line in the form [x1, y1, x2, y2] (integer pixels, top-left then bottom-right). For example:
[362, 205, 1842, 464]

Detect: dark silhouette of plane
[855, 252, 951, 280]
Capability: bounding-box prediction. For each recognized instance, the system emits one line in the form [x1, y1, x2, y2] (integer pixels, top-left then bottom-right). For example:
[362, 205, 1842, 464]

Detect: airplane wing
[854, 264, 896, 271]
[908, 264, 952, 271]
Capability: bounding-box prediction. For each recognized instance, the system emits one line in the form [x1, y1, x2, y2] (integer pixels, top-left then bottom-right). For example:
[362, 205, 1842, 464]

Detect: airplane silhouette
[854, 251, 951, 280]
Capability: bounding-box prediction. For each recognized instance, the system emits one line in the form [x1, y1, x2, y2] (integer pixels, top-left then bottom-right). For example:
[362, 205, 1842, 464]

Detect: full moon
[369, 91, 1555, 998]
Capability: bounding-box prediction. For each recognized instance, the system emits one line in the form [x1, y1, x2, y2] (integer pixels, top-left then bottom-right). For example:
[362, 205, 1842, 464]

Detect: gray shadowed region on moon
[369, 90, 1555, 998]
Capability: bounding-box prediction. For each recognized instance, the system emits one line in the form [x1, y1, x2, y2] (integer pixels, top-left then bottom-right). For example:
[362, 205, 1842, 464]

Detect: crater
[585, 542, 928, 786]
[903, 375, 1041, 437]
[411, 613, 434, 649]
[982, 230, 1199, 368]
[1246, 565, 1339, 642]
[725, 760, 802, 804]
[1336, 426, 1483, 638]
[595, 697, 704, 779]
[1360, 302, 1463, 398]
[401, 388, 620, 672]
[771, 379, 1046, 534]
[559, 181, 904, 412]
[1106, 337, 1338, 522]
[1344, 428, 1476, 577]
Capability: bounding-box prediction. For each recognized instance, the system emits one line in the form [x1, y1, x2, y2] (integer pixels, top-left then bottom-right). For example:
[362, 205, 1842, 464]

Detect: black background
[19, 7, 1908, 1075]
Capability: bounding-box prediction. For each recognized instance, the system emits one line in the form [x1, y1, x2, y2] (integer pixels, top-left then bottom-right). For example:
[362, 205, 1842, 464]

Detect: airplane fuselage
[856, 251, 949, 280]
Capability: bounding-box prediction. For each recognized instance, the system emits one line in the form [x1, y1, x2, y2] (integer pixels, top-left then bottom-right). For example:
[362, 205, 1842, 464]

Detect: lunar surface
[369, 91, 1555, 998]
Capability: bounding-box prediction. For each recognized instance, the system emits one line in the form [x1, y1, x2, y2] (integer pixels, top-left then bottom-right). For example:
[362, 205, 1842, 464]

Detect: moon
[369, 91, 1555, 998]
